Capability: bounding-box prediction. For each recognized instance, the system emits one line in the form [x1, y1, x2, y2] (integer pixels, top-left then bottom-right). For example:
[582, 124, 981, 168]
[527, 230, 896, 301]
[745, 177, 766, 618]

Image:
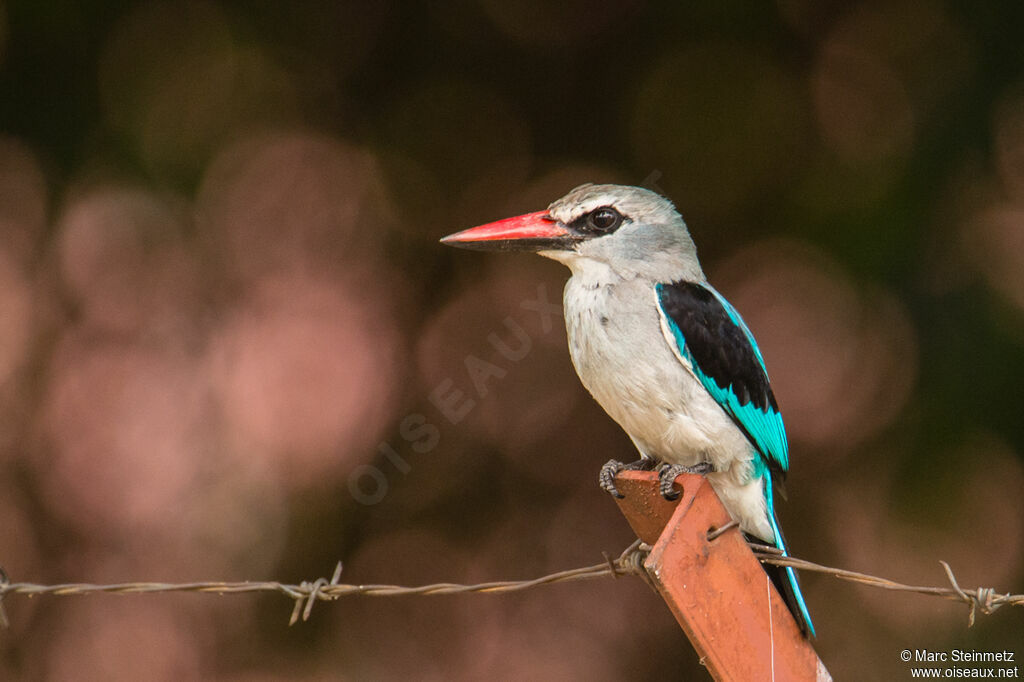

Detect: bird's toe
[599, 459, 626, 498]
[657, 463, 688, 500]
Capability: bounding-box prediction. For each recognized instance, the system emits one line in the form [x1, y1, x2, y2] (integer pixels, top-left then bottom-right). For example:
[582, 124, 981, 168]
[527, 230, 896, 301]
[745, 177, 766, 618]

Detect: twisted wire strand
[1, 539, 1019, 627]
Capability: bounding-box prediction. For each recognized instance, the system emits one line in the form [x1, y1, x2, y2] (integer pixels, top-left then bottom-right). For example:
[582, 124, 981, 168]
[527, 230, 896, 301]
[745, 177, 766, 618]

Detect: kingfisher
[440, 183, 814, 636]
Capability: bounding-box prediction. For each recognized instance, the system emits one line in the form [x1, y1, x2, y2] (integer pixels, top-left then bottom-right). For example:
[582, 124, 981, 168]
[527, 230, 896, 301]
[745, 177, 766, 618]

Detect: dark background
[1, 1, 1022, 679]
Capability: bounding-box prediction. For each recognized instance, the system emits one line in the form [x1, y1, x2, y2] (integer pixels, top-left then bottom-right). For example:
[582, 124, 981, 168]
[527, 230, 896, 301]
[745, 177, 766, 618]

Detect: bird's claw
[599, 460, 625, 498]
[658, 462, 713, 500]
[599, 458, 657, 498]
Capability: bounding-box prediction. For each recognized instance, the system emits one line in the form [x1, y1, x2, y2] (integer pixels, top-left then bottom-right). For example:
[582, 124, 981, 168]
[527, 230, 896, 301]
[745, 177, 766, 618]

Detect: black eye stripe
[568, 206, 626, 235]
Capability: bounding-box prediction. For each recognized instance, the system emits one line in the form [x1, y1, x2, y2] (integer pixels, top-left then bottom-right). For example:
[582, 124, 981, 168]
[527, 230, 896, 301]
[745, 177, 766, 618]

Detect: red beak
[440, 210, 578, 252]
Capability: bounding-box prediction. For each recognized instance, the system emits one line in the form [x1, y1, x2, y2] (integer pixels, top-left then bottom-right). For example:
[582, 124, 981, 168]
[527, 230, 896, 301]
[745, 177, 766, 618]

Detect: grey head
[541, 184, 705, 283]
[440, 183, 706, 284]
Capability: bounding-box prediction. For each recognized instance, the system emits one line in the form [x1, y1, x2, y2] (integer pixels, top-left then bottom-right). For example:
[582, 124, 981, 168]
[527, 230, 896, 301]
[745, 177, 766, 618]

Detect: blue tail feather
[763, 475, 816, 637]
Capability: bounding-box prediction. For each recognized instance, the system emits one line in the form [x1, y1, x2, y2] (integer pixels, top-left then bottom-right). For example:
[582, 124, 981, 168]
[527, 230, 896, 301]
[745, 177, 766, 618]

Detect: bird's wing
[655, 280, 789, 476]
[655, 280, 815, 636]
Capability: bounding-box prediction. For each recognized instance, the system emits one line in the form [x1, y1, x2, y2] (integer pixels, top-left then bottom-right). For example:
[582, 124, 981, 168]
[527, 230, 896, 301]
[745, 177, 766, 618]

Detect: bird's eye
[586, 207, 622, 232]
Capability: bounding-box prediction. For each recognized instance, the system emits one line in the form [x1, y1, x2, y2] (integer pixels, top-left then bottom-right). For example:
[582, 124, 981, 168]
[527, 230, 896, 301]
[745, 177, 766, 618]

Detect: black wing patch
[658, 280, 778, 413]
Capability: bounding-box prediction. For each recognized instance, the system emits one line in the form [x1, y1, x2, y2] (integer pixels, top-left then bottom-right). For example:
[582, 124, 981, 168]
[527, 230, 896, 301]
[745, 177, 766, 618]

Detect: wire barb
[288, 562, 345, 626]
[939, 560, 1003, 627]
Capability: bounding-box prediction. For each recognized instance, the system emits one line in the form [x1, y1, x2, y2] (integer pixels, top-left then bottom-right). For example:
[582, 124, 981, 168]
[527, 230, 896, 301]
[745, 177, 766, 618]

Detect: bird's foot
[657, 462, 713, 500]
[599, 458, 657, 498]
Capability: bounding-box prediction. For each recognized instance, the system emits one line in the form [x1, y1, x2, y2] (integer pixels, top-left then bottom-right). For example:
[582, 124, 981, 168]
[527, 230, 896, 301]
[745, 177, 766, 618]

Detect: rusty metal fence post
[613, 470, 831, 682]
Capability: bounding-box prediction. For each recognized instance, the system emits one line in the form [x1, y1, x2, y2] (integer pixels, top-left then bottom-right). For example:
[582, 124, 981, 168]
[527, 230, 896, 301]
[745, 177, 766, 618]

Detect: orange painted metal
[614, 470, 831, 682]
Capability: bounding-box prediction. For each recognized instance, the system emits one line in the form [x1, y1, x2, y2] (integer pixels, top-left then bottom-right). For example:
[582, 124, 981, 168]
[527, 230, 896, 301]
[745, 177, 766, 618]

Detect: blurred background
[0, 0, 1022, 679]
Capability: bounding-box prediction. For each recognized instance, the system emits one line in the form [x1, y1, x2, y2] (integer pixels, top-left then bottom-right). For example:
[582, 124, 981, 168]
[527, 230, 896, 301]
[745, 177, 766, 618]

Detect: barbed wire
[1, 535, 1020, 629]
[0, 541, 650, 628]
[747, 545, 1023, 626]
